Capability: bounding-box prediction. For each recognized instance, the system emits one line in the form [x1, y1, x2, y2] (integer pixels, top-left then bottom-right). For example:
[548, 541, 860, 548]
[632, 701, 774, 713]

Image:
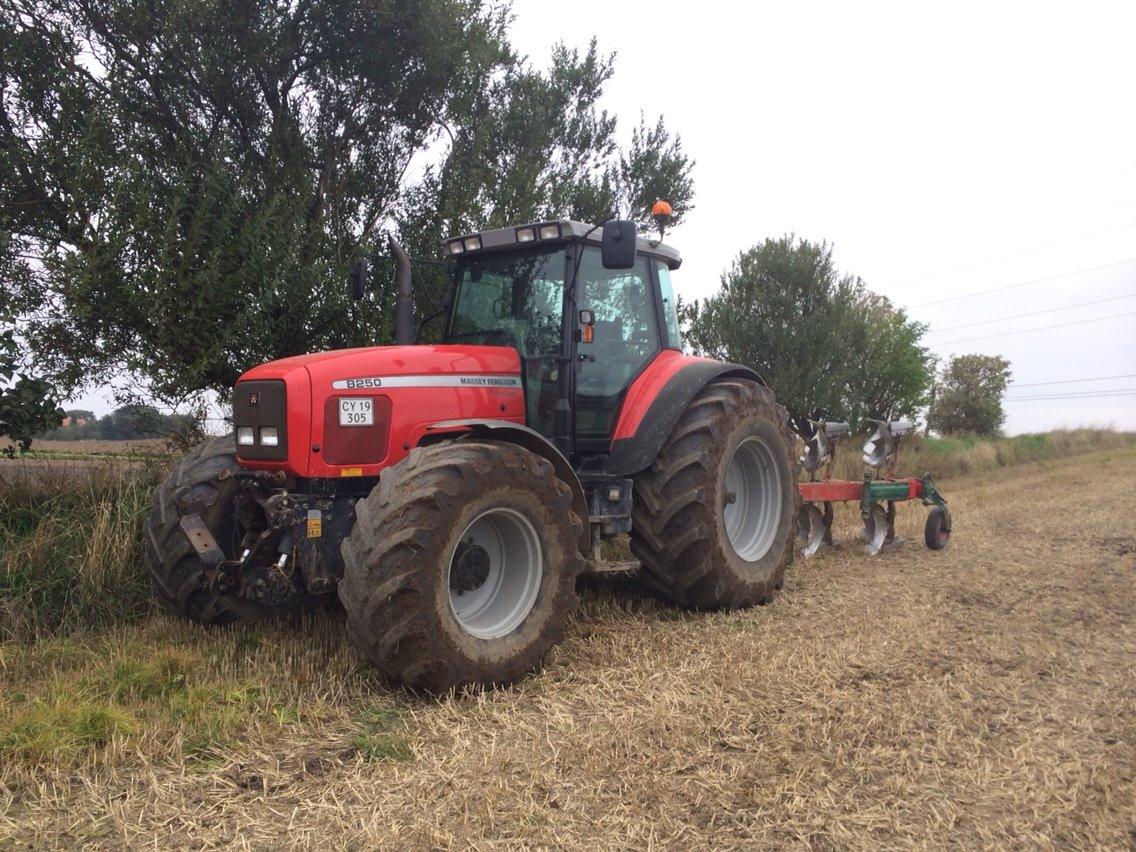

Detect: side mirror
[601, 220, 636, 270]
[350, 257, 369, 300]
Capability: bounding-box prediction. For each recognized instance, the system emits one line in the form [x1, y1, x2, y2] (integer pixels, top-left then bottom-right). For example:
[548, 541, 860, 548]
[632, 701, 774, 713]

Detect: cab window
[576, 248, 659, 439]
[655, 260, 683, 349]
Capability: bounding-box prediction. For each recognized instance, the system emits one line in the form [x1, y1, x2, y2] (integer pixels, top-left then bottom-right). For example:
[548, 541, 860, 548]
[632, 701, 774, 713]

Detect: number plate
[339, 398, 374, 426]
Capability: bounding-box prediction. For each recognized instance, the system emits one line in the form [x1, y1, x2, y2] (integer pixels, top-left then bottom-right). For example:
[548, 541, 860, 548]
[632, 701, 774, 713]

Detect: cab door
[574, 248, 661, 446]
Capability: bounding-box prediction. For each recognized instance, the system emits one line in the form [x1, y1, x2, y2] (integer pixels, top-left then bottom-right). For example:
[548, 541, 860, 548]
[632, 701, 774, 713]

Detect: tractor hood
[238, 344, 522, 388]
[234, 345, 525, 479]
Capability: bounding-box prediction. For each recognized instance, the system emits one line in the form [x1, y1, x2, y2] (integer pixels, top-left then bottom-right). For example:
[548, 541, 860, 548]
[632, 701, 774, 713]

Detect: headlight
[259, 427, 279, 447]
[237, 427, 255, 446]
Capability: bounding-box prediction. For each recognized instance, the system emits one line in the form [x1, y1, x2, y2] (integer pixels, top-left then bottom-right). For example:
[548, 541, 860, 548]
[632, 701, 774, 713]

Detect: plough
[796, 419, 952, 557]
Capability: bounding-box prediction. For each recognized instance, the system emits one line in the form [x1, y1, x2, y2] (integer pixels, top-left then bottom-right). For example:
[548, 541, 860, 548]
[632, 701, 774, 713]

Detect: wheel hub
[448, 508, 543, 640]
[450, 541, 491, 593]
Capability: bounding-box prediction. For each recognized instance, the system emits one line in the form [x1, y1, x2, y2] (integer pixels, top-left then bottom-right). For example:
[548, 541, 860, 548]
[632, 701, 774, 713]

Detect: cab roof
[443, 219, 682, 270]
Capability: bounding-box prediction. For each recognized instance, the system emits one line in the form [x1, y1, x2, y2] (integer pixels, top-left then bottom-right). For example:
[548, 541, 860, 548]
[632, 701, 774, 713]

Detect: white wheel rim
[723, 435, 784, 562]
[448, 508, 542, 639]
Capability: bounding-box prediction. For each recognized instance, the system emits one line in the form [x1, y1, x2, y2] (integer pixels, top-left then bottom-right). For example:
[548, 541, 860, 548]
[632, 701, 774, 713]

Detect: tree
[2, 3, 694, 405]
[927, 354, 1012, 436]
[682, 235, 934, 435]
[1, 319, 63, 455]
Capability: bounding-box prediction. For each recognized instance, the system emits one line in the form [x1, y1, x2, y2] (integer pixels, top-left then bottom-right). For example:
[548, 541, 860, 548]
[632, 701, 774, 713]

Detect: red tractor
[147, 217, 798, 691]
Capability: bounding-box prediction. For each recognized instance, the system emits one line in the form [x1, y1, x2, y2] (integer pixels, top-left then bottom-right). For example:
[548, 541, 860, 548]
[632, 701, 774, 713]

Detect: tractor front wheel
[145, 435, 318, 624]
[339, 441, 584, 692]
[631, 380, 798, 609]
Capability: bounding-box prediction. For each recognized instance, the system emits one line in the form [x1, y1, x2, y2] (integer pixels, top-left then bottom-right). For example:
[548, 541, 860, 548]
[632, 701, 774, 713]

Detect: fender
[425, 419, 590, 551]
[604, 354, 764, 476]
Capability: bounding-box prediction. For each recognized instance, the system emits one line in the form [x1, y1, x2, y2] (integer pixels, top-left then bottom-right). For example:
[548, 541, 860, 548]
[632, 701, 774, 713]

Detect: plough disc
[861, 502, 890, 555]
[796, 504, 827, 557]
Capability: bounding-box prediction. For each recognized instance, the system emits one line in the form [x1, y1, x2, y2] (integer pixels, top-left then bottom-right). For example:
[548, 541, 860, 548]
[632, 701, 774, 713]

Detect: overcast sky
[508, 0, 1136, 432]
[71, 1, 1135, 433]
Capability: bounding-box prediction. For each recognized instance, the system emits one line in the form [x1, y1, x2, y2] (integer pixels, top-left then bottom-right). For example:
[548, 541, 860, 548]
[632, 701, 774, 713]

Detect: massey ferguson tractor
[146, 213, 801, 691]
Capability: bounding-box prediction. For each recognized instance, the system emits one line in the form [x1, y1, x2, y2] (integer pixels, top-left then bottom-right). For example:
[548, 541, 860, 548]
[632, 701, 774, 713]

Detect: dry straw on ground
[1, 448, 1134, 848]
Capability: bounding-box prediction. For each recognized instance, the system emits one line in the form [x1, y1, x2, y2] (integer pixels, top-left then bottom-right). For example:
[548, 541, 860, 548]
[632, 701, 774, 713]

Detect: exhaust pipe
[388, 234, 413, 345]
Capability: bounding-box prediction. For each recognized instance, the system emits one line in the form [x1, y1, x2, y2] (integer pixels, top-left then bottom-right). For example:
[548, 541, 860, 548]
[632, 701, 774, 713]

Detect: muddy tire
[145, 435, 316, 624]
[339, 441, 584, 692]
[630, 380, 798, 609]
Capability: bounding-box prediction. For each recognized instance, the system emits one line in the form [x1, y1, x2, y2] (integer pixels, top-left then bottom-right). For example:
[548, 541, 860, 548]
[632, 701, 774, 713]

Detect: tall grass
[0, 464, 160, 641]
[827, 427, 1135, 481]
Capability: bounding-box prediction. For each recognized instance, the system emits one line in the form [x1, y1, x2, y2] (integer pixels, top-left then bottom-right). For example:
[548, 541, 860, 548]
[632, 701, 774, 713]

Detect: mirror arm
[414, 304, 450, 343]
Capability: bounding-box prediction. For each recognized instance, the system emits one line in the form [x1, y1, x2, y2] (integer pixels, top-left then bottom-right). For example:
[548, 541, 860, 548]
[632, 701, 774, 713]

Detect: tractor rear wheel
[339, 441, 584, 692]
[630, 380, 798, 609]
[145, 435, 317, 624]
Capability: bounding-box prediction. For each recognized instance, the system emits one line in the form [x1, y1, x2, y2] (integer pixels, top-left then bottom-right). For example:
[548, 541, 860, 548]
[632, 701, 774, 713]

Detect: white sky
[72, 1, 1136, 433]
[508, 0, 1136, 432]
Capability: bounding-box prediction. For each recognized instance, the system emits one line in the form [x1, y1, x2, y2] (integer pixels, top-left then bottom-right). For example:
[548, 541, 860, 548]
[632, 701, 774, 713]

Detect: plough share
[796, 419, 952, 557]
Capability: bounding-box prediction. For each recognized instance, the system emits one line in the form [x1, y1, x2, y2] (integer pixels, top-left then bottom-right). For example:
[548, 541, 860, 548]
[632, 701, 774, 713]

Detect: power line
[1006, 388, 1136, 398]
[1004, 390, 1136, 401]
[910, 257, 1136, 309]
[926, 292, 1136, 334]
[892, 220, 1136, 291]
[1009, 372, 1136, 388]
[930, 310, 1136, 347]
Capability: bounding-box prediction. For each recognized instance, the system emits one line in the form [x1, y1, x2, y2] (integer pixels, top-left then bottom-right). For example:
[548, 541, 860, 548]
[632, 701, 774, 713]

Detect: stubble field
[1, 446, 1134, 848]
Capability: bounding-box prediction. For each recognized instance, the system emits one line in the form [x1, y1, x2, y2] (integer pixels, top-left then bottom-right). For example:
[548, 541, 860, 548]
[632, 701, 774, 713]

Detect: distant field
[0, 438, 171, 457]
[1, 445, 1133, 847]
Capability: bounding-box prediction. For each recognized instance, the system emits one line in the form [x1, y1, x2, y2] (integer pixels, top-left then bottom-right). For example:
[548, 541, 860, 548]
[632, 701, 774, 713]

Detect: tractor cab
[439, 220, 684, 454]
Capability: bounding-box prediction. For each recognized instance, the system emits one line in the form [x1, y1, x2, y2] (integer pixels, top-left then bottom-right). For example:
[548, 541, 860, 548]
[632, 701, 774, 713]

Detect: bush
[0, 465, 161, 640]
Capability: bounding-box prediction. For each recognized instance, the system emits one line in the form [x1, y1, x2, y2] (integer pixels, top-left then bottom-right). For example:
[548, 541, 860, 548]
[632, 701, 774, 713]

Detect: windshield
[445, 248, 565, 355]
[446, 247, 566, 436]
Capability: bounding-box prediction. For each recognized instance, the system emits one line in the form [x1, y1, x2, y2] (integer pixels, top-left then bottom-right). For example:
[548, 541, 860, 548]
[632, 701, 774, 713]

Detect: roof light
[463, 236, 482, 252]
[538, 223, 560, 240]
[448, 240, 464, 255]
[516, 227, 536, 243]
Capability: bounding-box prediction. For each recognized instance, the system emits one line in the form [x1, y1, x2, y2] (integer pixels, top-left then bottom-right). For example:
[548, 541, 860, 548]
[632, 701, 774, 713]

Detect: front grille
[233, 379, 288, 460]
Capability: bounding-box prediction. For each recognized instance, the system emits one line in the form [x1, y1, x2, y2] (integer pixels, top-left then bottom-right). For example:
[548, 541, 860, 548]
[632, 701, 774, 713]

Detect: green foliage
[682, 235, 934, 434]
[0, 466, 156, 640]
[2, 3, 694, 401]
[927, 353, 1012, 437]
[0, 637, 280, 767]
[38, 404, 199, 441]
[0, 700, 136, 762]
[352, 705, 411, 762]
[353, 732, 413, 763]
[1, 320, 64, 455]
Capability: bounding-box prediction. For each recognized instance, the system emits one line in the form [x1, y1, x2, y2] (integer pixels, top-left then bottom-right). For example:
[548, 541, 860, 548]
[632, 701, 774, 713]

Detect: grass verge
[828, 426, 1135, 480]
[0, 465, 162, 641]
